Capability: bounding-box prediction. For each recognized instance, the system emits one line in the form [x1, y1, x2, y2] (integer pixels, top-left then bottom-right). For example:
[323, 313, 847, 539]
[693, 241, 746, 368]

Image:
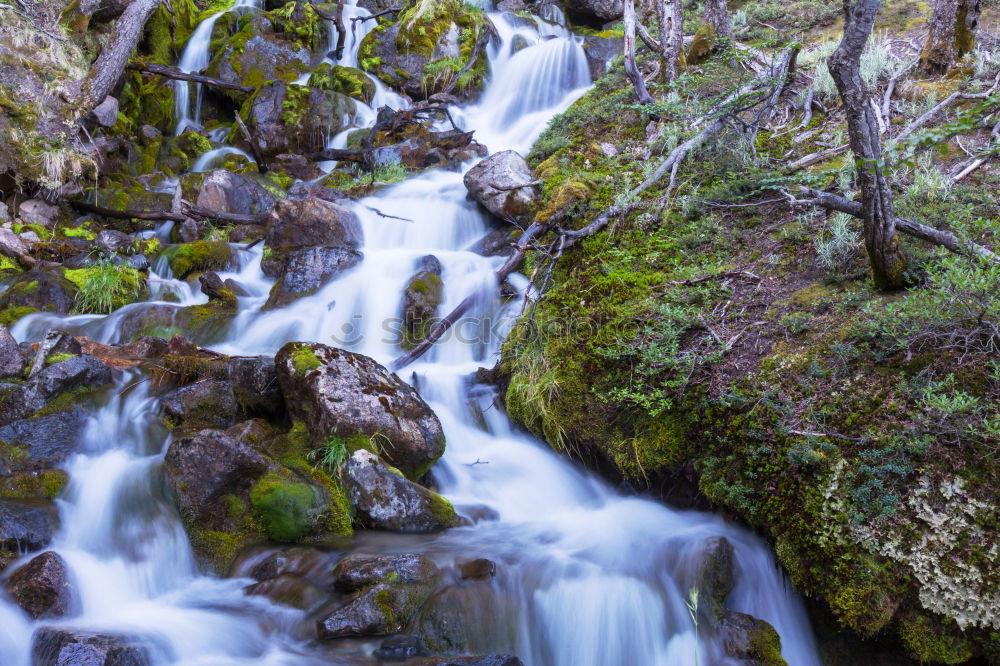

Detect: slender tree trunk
[662, 0, 683, 83]
[77, 0, 162, 117]
[921, 0, 982, 74]
[703, 0, 733, 41]
[624, 0, 655, 103]
[828, 0, 908, 290]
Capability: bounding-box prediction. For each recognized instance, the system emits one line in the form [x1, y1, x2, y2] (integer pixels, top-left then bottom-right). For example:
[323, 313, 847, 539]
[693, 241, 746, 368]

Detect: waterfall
[1, 2, 822, 664]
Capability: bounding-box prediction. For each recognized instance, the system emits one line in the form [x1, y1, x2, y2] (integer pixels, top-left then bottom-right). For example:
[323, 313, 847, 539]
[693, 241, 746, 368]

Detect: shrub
[814, 213, 862, 281]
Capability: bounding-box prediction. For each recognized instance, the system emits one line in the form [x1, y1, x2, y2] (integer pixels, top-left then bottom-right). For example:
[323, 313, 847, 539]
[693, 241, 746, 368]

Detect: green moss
[188, 527, 251, 573]
[290, 345, 322, 374]
[44, 353, 76, 366]
[0, 469, 69, 500]
[308, 63, 376, 104]
[248, 473, 319, 542]
[0, 256, 21, 276]
[163, 241, 235, 279]
[0, 306, 39, 327]
[426, 489, 456, 525]
[746, 619, 788, 666]
[899, 616, 974, 664]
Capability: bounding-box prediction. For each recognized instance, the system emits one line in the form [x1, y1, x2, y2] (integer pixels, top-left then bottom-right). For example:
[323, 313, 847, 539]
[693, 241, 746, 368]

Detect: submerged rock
[463, 151, 538, 224]
[317, 582, 435, 639]
[4, 550, 73, 618]
[400, 256, 443, 349]
[688, 536, 735, 620]
[333, 552, 440, 593]
[344, 450, 459, 532]
[0, 500, 60, 551]
[275, 342, 446, 478]
[374, 634, 429, 660]
[30, 627, 153, 666]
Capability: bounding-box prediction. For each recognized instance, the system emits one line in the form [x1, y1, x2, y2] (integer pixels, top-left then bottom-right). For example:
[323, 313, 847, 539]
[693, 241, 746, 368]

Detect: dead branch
[127, 62, 254, 93]
[666, 270, 760, 286]
[233, 112, 268, 173]
[441, 22, 491, 96]
[785, 143, 849, 172]
[310, 0, 347, 60]
[890, 72, 1000, 148]
[623, 0, 654, 104]
[794, 186, 998, 262]
[350, 6, 402, 24]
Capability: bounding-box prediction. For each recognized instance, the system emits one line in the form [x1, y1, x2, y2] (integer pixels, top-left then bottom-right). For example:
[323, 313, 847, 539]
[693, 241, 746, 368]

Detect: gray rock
[242, 82, 359, 157]
[162, 428, 270, 529]
[263, 246, 362, 309]
[563, 0, 622, 20]
[4, 550, 73, 618]
[91, 96, 120, 128]
[344, 450, 458, 532]
[94, 229, 133, 254]
[0, 228, 32, 263]
[0, 409, 91, 473]
[0, 355, 111, 426]
[583, 34, 625, 80]
[463, 151, 538, 224]
[31, 627, 152, 666]
[316, 582, 434, 639]
[264, 196, 362, 260]
[275, 343, 445, 478]
[333, 552, 440, 593]
[717, 609, 787, 665]
[17, 199, 61, 228]
[374, 634, 428, 661]
[161, 380, 241, 429]
[207, 23, 311, 95]
[0, 500, 60, 551]
[139, 125, 162, 140]
[0, 326, 25, 379]
[193, 169, 277, 217]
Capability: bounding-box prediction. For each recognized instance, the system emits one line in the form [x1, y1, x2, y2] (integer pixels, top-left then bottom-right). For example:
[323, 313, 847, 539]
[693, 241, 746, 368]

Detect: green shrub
[814, 213, 862, 281]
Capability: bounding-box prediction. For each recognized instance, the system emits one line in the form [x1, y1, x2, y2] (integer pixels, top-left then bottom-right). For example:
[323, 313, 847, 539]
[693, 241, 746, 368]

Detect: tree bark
[828, 0, 908, 290]
[921, 0, 982, 75]
[127, 62, 255, 93]
[77, 0, 162, 117]
[703, 0, 733, 41]
[659, 0, 683, 83]
[624, 0, 655, 103]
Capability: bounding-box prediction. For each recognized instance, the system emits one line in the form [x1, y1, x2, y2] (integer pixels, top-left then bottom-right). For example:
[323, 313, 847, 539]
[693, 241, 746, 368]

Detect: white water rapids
[2, 3, 822, 664]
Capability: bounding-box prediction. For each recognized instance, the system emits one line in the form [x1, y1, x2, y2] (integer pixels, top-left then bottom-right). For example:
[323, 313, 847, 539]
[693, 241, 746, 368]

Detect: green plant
[686, 587, 701, 666]
[814, 213, 861, 281]
[64, 262, 145, 314]
[308, 435, 348, 472]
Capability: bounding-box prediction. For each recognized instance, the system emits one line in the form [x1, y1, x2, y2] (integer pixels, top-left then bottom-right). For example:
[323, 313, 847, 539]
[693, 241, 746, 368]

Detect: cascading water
[1, 3, 822, 665]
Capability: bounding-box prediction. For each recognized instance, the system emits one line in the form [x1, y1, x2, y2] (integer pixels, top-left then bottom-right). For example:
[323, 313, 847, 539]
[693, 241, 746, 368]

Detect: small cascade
[174, 0, 261, 135]
[0, 1, 824, 664]
[189, 145, 254, 172]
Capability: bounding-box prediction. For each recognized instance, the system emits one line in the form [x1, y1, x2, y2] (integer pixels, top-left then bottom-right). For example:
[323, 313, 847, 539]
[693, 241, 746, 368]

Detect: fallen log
[127, 62, 255, 94]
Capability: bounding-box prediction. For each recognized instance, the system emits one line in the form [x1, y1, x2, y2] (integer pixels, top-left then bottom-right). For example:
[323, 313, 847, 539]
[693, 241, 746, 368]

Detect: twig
[233, 112, 268, 173]
[365, 205, 413, 222]
[127, 62, 254, 93]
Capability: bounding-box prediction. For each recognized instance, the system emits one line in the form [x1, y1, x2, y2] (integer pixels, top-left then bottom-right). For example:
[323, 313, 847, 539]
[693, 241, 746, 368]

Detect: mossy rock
[163, 240, 237, 279]
[308, 63, 376, 104]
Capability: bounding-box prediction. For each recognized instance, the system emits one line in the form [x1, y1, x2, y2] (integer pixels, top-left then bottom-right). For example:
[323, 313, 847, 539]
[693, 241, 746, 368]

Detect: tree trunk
[660, 0, 684, 83]
[703, 0, 733, 41]
[77, 0, 162, 117]
[828, 0, 908, 290]
[624, 0, 655, 104]
[921, 0, 982, 74]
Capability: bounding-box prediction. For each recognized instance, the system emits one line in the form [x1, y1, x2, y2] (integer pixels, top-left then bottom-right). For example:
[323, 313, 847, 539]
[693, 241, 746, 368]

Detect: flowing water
[2, 3, 822, 664]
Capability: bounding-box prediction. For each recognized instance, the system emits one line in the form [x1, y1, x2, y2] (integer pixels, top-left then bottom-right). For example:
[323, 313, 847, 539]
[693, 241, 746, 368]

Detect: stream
[1, 1, 822, 664]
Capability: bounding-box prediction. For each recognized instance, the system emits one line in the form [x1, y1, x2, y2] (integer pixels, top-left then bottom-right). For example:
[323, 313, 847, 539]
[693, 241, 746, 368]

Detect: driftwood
[795, 186, 998, 263]
[70, 200, 268, 224]
[127, 62, 255, 93]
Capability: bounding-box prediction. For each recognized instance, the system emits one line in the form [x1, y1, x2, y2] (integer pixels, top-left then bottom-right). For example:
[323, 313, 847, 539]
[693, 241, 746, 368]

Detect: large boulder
[30, 627, 152, 666]
[317, 582, 435, 639]
[0, 355, 111, 426]
[357, 3, 490, 100]
[0, 500, 60, 551]
[0, 326, 25, 378]
[333, 552, 440, 593]
[4, 550, 73, 618]
[344, 449, 459, 532]
[275, 342, 445, 478]
[308, 63, 376, 104]
[717, 610, 788, 666]
[0, 409, 91, 473]
[400, 256, 443, 349]
[562, 0, 622, 21]
[0, 269, 77, 314]
[192, 169, 278, 217]
[583, 34, 625, 80]
[463, 151, 538, 224]
[241, 82, 360, 157]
